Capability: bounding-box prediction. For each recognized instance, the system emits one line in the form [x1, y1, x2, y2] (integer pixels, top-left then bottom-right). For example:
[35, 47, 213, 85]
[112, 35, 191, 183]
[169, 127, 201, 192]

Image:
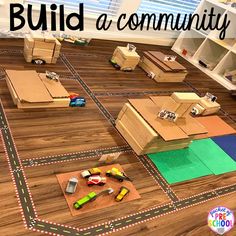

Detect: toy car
[87, 175, 106, 187]
[69, 97, 86, 107]
[115, 186, 130, 202]
[109, 59, 120, 69]
[65, 177, 78, 194]
[106, 168, 132, 182]
[74, 188, 114, 210]
[46, 71, 60, 82]
[32, 59, 45, 65]
[74, 192, 97, 209]
[81, 168, 102, 178]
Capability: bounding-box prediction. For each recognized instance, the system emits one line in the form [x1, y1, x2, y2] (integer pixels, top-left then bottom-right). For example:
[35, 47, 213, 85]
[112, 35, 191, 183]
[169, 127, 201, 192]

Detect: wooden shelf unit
[172, 0, 236, 90]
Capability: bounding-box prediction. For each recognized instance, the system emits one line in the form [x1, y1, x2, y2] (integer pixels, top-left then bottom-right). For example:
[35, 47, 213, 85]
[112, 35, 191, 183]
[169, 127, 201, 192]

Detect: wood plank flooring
[0, 38, 236, 236]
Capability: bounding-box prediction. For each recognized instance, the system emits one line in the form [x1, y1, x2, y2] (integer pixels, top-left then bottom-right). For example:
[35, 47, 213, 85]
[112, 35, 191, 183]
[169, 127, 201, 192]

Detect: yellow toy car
[115, 186, 130, 202]
[81, 168, 102, 178]
[106, 168, 132, 182]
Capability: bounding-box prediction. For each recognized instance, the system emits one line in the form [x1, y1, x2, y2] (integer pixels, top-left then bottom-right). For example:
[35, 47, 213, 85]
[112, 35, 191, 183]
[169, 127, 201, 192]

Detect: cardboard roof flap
[129, 96, 208, 141]
[39, 74, 69, 98]
[6, 70, 69, 103]
[128, 98, 189, 141]
[144, 51, 187, 72]
[6, 70, 53, 103]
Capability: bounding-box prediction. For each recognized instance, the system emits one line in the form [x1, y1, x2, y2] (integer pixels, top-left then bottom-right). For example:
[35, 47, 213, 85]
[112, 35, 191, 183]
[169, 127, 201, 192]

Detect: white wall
[0, 0, 178, 46]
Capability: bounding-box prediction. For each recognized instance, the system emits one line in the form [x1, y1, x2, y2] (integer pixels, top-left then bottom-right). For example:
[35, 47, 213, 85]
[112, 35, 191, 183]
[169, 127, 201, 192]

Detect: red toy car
[87, 175, 106, 187]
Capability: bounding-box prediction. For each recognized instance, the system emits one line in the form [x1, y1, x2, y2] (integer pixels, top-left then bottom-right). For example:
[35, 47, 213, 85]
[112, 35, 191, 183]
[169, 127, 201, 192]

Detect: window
[137, 0, 201, 21]
[26, 0, 121, 16]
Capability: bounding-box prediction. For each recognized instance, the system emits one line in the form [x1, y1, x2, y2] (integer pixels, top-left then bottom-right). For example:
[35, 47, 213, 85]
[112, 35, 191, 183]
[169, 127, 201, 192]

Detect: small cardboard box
[199, 98, 221, 116]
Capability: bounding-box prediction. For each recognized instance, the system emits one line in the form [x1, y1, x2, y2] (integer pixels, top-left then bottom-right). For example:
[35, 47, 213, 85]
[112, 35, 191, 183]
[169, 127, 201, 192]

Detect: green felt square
[148, 147, 213, 184]
[190, 138, 236, 175]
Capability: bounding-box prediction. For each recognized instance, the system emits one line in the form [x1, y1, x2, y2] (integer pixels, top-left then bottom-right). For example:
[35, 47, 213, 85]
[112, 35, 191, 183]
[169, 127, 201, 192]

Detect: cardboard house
[139, 51, 188, 82]
[116, 93, 208, 155]
[5, 70, 70, 109]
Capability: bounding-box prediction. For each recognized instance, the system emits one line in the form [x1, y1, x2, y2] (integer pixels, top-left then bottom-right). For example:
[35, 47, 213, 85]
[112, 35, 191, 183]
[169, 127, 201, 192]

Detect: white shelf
[172, 0, 236, 90]
[173, 48, 236, 90]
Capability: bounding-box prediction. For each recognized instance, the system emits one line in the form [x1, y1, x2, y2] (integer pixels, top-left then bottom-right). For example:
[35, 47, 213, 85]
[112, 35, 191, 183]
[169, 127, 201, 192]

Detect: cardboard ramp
[6, 70, 53, 103]
[212, 135, 236, 162]
[5, 70, 70, 109]
[194, 116, 236, 139]
[56, 164, 141, 217]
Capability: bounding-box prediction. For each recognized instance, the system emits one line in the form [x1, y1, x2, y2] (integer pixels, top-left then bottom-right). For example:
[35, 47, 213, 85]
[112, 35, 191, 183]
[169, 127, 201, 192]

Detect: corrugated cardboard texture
[6, 70, 53, 103]
[129, 98, 189, 141]
[144, 51, 187, 72]
[39, 73, 69, 98]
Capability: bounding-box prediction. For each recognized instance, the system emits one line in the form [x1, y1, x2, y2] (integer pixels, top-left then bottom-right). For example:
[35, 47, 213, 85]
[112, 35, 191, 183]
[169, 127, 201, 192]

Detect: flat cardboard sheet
[56, 164, 141, 217]
[176, 116, 208, 136]
[144, 51, 186, 72]
[194, 116, 236, 139]
[39, 74, 69, 98]
[148, 148, 213, 184]
[129, 98, 189, 141]
[212, 135, 236, 161]
[149, 96, 208, 136]
[190, 139, 236, 175]
[6, 70, 53, 103]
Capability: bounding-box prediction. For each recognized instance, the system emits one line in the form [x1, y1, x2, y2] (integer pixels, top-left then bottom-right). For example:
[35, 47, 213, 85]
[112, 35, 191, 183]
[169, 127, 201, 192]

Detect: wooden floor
[0, 39, 236, 236]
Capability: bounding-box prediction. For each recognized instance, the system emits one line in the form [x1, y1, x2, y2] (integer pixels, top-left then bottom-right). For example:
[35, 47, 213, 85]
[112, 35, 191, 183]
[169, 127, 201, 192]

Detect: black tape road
[93, 90, 194, 97]
[0, 103, 37, 229]
[22, 145, 132, 167]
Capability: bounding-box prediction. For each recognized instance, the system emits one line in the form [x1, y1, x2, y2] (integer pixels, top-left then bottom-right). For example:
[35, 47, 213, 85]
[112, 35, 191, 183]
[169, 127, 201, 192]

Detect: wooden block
[51, 57, 58, 64]
[117, 46, 140, 59]
[34, 41, 55, 50]
[30, 32, 44, 41]
[53, 50, 60, 58]
[171, 92, 201, 103]
[55, 39, 62, 51]
[117, 103, 130, 120]
[23, 52, 33, 63]
[116, 121, 144, 155]
[24, 44, 33, 56]
[33, 48, 53, 58]
[199, 98, 221, 116]
[117, 103, 158, 148]
[24, 35, 34, 49]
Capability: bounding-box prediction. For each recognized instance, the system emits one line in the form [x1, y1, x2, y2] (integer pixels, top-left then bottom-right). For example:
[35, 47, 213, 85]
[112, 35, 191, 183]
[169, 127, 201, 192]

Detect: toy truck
[74, 188, 114, 210]
[65, 177, 78, 194]
[106, 168, 132, 182]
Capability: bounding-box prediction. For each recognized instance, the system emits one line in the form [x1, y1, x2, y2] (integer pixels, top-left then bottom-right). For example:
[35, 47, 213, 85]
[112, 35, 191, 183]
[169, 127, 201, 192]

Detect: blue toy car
[70, 97, 86, 107]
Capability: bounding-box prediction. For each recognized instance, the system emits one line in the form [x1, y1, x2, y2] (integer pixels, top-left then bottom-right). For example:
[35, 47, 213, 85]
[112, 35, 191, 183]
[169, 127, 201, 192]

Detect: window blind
[137, 0, 201, 20]
[26, 0, 121, 16]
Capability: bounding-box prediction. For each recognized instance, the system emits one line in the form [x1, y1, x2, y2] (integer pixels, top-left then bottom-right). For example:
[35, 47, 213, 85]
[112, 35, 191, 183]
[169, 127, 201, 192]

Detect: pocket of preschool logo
[208, 206, 234, 235]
